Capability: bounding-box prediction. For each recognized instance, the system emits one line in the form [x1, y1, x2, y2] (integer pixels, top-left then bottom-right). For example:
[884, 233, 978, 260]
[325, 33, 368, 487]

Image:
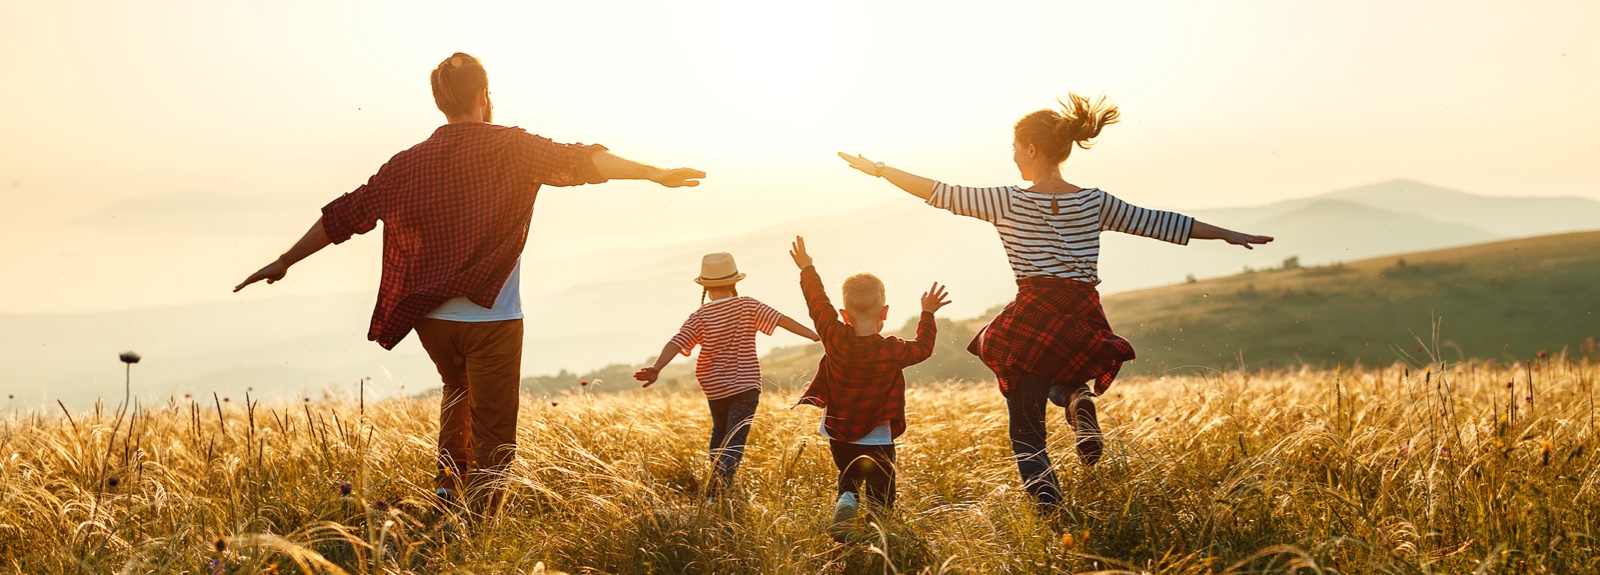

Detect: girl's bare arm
[777, 315, 821, 342]
[634, 342, 684, 387]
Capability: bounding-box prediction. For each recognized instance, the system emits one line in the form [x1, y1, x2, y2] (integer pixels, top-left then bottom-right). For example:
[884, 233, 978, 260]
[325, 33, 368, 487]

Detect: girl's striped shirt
[927, 182, 1194, 283]
[668, 296, 783, 400]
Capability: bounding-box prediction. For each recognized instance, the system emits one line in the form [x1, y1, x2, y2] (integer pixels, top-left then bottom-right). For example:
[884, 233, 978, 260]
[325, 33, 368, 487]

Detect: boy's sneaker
[1069, 389, 1103, 466]
[828, 492, 859, 542]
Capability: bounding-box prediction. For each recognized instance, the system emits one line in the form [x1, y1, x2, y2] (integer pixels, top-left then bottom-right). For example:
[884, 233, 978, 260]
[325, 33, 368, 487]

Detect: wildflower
[1525, 395, 1533, 403]
[1537, 350, 1548, 359]
[119, 351, 141, 364]
[214, 537, 227, 552]
[1440, 446, 1450, 457]
[223, 397, 231, 403]
[1506, 381, 1514, 388]
[1415, 346, 1424, 353]
[375, 499, 389, 511]
[339, 482, 352, 497]
[303, 397, 311, 403]
[580, 379, 589, 386]
[1154, 416, 1162, 422]
[184, 393, 192, 400]
[107, 477, 120, 488]
[1061, 532, 1075, 547]
[551, 401, 559, 407]
[1438, 407, 1446, 416]
[210, 559, 223, 575]
[1400, 442, 1411, 457]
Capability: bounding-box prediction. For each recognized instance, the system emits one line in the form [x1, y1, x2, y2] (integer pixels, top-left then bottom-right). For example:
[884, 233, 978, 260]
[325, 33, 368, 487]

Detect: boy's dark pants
[707, 389, 760, 491]
[1006, 376, 1063, 509]
[830, 440, 897, 508]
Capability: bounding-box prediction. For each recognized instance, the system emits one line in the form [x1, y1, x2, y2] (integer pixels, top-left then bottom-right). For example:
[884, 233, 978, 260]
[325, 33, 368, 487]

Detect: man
[235, 53, 704, 512]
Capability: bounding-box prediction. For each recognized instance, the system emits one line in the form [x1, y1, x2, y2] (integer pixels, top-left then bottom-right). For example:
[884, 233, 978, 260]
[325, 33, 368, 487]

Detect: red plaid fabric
[970, 276, 1135, 397]
[795, 266, 936, 443]
[320, 122, 607, 349]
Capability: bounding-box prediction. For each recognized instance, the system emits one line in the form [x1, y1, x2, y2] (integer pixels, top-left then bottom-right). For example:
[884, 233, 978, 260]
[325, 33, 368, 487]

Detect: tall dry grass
[2, 357, 1596, 574]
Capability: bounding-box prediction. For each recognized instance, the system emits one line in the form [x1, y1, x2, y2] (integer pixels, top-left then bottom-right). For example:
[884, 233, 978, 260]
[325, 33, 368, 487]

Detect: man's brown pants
[414, 317, 523, 505]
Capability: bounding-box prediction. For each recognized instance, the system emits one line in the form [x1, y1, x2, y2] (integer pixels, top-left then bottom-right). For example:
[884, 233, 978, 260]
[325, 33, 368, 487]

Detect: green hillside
[1103, 231, 1600, 374]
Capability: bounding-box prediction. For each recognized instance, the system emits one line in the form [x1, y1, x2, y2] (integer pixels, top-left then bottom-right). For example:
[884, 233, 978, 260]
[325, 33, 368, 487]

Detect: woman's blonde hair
[1014, 93, 1120, 164]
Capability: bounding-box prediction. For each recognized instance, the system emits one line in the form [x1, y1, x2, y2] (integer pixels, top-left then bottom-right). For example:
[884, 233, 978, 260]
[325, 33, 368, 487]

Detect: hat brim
[694, 273, 746, 287]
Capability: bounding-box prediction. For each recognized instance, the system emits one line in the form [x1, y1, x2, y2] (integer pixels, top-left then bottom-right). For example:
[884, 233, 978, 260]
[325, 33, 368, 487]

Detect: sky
[1, 0, 1597, 316]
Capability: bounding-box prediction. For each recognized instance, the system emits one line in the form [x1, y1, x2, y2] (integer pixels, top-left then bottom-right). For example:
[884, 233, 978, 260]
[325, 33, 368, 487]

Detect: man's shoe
[1069, 390, 1104, 466]
[828, 492, 859, 542]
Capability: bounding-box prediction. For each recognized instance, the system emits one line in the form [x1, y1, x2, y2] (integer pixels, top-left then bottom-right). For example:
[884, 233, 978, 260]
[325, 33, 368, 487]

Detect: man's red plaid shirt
[320, 122, 607, 349]
[794, 265, 936, 443]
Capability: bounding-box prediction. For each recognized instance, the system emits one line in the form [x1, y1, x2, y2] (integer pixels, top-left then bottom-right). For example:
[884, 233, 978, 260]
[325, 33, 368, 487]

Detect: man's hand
[649, 168, 706, 188]
[234, 260, 290, 292]
[789, 236, 813, 269]
[1225, 231, 1274, 250]
[920, 282, 951, 314]
[634, 366, 661, 387]
[837, 152, 880, 177]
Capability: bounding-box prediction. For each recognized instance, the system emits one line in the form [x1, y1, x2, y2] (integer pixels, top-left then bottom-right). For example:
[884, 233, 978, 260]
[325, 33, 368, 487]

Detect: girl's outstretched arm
[634, 342, 683, 387]
[1190, 221, 1275, 250]
[777, 315, 821, 342]
[838, 152, 936, 200]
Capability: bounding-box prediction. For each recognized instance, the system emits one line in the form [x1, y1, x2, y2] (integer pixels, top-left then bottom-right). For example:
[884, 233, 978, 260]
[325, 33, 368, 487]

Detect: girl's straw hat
[694, 252, 746, 287]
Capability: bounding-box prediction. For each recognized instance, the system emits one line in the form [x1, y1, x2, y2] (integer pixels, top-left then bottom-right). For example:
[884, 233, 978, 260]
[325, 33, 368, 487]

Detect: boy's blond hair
[841, 272, 886, 317]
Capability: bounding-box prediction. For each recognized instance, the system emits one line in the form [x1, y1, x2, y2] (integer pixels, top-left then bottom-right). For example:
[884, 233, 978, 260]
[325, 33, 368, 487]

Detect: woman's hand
[1224, 231, 1274, 250]
[837, 152, 881, 177]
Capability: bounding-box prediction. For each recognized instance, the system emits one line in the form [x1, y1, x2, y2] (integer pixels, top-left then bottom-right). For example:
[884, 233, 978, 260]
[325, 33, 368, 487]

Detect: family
[234, 53, 1273, 536]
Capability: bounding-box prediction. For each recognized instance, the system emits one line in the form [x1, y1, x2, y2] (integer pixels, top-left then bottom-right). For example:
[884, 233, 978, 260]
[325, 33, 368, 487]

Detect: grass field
[5, 355, 1597, 574]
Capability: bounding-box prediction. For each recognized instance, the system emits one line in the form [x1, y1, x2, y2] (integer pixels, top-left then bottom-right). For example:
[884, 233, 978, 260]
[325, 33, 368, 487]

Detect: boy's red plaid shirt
[795, 266, 936, 443]
[319, 122, 607, 349]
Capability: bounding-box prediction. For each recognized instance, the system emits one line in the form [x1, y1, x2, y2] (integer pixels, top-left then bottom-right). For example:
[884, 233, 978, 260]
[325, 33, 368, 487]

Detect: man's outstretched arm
[591, 151, 705, 187]
[234, 217, 332, 292]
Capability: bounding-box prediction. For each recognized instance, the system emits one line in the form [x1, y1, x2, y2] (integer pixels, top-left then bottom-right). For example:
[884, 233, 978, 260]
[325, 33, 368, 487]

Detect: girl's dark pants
[706, 389, 760, 490]
[1007, 375, 1063, 508]
[829, 440, 897, 508]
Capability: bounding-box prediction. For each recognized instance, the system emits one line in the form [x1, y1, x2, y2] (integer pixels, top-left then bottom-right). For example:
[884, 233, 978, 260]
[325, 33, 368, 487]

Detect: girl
[635, 252, 820, 498]
[838, 94, 1272, 510]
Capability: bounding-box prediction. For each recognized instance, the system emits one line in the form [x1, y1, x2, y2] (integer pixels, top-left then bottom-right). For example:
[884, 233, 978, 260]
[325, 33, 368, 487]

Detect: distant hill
[14, 180, 1598, 408]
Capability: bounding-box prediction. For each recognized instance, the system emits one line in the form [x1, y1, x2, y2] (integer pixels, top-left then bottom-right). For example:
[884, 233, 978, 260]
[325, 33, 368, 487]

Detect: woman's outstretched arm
[838, 152, 936, 200]
[1190, 221, 1274, 250]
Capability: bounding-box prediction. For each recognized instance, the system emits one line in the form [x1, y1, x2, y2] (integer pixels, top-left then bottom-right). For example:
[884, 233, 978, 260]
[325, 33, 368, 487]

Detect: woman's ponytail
[1014, 93, 1120, 164]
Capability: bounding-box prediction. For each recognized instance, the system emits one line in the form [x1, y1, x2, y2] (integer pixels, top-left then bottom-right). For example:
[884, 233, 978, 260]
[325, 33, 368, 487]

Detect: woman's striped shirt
[927, 182, 1194, 283]
[668, 296, 783, 400]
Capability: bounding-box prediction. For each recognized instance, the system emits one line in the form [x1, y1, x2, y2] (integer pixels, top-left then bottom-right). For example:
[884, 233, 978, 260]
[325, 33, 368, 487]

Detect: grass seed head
[119, 351, 141, 364]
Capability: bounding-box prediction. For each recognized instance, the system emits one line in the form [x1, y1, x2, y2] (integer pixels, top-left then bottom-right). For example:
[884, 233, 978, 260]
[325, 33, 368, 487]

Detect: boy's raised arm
[896, 282, 950, 364]
[790, 236, 842, 339]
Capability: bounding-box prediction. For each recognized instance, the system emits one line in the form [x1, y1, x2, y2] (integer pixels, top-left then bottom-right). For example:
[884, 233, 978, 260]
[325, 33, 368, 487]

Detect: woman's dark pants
[1006, 376, 1063, 508]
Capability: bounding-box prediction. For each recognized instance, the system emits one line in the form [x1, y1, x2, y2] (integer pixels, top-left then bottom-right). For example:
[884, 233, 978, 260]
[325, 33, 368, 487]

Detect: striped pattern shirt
[669, 296, 783, 400]
[927, 182, 1194, 283]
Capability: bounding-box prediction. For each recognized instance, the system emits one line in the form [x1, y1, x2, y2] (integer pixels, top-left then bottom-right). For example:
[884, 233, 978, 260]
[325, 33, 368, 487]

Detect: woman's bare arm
[1190, 220, 1274, 250]
[838, 152, 936, 200]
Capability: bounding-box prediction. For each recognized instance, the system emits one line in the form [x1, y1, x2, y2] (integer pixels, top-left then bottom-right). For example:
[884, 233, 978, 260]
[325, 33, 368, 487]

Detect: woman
[838, 94, 1272, 509]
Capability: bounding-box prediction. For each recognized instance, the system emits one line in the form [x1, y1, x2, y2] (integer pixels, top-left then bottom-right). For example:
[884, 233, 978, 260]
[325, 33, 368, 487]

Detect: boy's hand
[634, 366, 661, 387]
[789, 236, 813, 269]
[920, 282, 951, 314]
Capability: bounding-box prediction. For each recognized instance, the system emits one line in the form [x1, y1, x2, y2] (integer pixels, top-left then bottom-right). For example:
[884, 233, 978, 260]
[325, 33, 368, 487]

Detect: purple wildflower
[339, 482, 352, 497]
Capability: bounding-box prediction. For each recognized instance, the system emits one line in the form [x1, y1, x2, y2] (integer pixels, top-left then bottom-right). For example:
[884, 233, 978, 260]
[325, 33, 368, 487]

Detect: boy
[787, 236, 949, 539]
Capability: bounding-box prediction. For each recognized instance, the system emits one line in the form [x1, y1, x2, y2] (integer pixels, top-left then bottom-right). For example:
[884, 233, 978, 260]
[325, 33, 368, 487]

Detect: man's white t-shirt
[425, 258, 523, 321]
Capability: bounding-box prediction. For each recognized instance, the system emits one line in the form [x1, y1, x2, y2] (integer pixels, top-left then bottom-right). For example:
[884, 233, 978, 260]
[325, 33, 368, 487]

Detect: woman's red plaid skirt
[968, 276, 1135, 397]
